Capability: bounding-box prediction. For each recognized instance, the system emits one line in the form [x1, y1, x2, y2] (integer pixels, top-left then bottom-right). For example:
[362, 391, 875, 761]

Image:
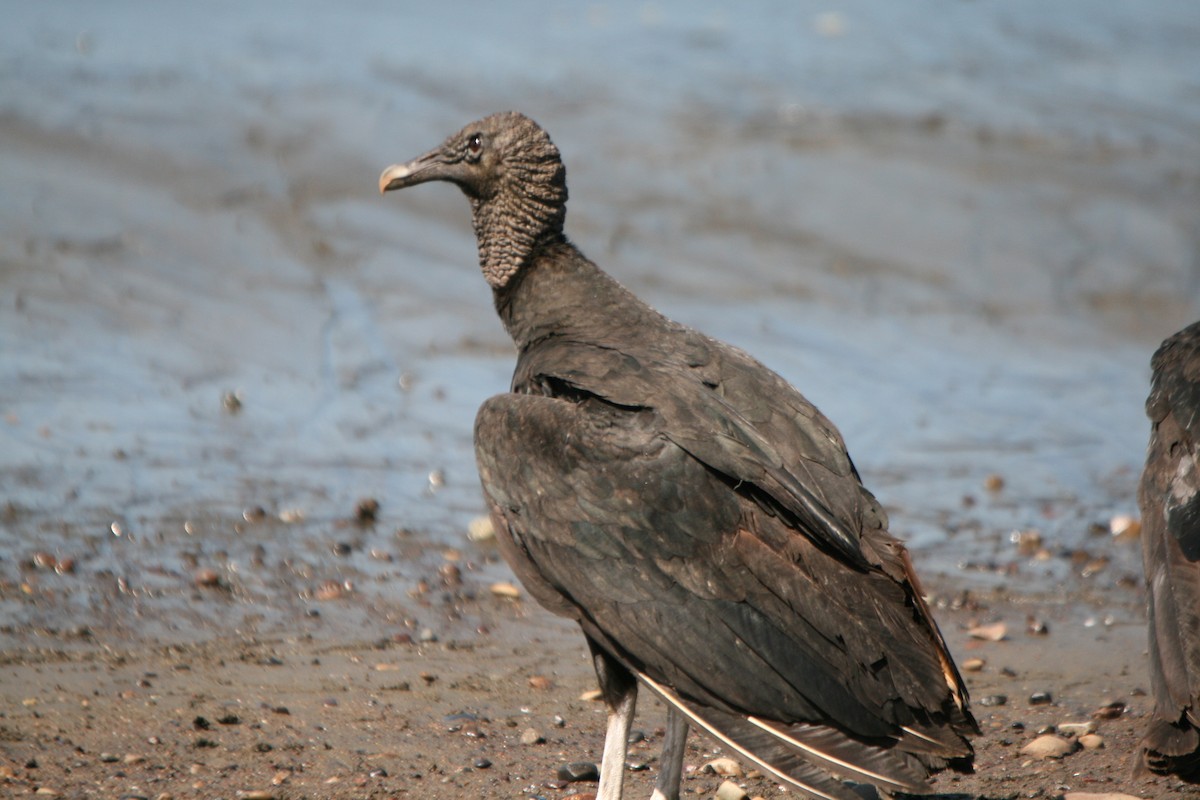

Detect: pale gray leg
[651, 705, 688, 800]
[597, 685, 637, 800]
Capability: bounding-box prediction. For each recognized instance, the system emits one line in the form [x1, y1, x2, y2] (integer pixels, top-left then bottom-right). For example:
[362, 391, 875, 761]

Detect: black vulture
[379, 112, 976, 800]
[1137, 320, 1200, 780]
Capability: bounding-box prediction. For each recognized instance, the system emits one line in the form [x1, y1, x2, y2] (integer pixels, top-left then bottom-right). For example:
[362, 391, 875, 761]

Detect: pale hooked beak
[379, 148, 445, 194]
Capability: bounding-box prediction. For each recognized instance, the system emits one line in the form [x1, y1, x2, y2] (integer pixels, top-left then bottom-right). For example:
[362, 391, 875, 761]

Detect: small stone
[703, 757, 742, 777]
[1079, 733, 1105, 750]
[490, 581, 521, 599]
[528, 675, 553, 690]
[1057, 721, 1097, 737]
[983, 474, 1005, 491]
[222, 391, 243, 413]
[557, 762, 600, 783]
[579, 689, 603, 702]
[520, 727, 545, 746]
[315, 580, 347, 601]
[355, 497, 380, 523]
[194, 569, 221, 588]
[34, 789, 59, 797]
[467, 516, 495, 542]
[961, 657, 985, 672]
[1019, 733, 1078, 759]
[715, 780, 749, 800]
[1093, 701, 1126, 720]
[967, 622, 1007, 641]
[100, 752, 120, 763]
[977, 695, 1007, 707]
[239, 792, 275, 800]
[474, 757, 492, 769]
[1010, 529, 1042, 555]
[1109, 514, 1141, 540]
[123, 753, 146, 764]
[1029, 691, 1053, 705]
[278, 508, 304, 523]
[1062, 793, 1142, 800]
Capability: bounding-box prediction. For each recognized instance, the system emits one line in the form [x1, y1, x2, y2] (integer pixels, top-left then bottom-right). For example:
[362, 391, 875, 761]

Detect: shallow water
[1, 1, 1198, 644]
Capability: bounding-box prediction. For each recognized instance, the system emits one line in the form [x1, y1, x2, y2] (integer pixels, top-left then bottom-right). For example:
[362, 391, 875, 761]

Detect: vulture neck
[492, 239, 650, 354]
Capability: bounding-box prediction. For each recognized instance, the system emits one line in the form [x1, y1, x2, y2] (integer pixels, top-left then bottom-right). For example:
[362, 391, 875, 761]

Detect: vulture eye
[467, 133, 482, 156]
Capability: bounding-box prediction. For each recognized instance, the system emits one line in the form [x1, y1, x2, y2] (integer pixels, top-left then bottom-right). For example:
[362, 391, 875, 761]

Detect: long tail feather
[638, 673, 934, 799]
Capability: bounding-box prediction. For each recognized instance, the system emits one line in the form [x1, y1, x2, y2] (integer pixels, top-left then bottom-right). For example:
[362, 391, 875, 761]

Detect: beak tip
[379, 163, 413, 195]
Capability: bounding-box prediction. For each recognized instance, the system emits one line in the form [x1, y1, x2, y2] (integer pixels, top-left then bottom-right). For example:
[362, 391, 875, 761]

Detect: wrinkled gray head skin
[380, 112, 568, 289]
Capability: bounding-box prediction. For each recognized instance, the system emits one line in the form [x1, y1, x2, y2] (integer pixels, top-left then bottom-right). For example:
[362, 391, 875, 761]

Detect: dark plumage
[379, 112, 977, 800]
[1137, 320, 1200, 781]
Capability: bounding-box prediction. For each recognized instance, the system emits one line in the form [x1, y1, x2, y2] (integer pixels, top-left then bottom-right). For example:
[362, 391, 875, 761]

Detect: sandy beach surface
[3, 2, 1200, 798]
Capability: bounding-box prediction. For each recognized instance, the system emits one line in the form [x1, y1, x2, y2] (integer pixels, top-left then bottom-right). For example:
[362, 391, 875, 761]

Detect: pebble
[520, 727, 545, 745]
[983, 473, 1005, 491]
[355, 498, 380, 523]
[1019, 733, 1079, 759]
[977, 695, 1007, 707]
[468, 515, 496, 541]
[1062, 793, 1142, 800]
[579, 689, 603, 702]
[528, 675, 553, 690]
[490, 581, 521, 599]
[1029, 691, 1053, 705]
[315, 580, 348, 601]
[703, 757, 742, 777]
[967, 622, 1007, 641]
[34, 789, 59, 797]
[715, 780, 748, 800]
[961, 657, 985, 672]
[1109, 514, 1141, 540]
[222, 391, 243, 413]
[474, 757, 492, 769]
[557, 762, 600, 783]
[1093, 700, 1126, 719]
[194, 569, 221, 588]
[278, 508, 304, 523]
[238, 792, 275, 800]
[1079, 733, 1105, 750]
[1057, 721, 1097, 737]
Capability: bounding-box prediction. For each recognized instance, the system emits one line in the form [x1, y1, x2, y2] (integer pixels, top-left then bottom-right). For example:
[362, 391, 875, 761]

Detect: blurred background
[2, 1, 1198, 643]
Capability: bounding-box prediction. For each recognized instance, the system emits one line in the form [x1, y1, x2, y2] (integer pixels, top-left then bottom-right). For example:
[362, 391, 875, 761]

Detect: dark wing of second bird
[1139, 321, 1200, 779]
[475, 332, 975, 798]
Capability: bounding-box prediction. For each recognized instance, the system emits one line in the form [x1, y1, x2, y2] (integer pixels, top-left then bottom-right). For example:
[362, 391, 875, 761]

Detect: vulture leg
[591, 639, 638, 800]
[652, 705, 688, 800]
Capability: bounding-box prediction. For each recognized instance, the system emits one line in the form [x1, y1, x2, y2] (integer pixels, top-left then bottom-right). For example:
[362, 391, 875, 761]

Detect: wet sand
[3, 2, 1200, 798]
